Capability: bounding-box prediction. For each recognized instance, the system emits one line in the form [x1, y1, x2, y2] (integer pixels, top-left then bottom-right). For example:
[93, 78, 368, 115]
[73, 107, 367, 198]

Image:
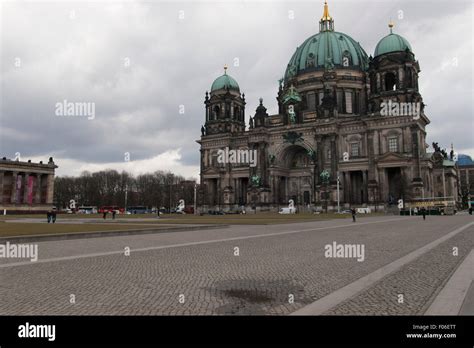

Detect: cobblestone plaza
[1, 214, 472, 315]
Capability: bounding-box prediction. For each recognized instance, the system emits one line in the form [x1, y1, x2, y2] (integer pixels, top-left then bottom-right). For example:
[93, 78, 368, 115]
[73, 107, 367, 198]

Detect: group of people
[349, 207, 428, 222]
[102, 210, 117, 220]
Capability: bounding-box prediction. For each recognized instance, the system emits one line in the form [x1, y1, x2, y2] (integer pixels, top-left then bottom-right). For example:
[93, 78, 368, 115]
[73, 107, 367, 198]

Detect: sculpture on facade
[251, 174, 261, 187]
[320, 169, 330, 184]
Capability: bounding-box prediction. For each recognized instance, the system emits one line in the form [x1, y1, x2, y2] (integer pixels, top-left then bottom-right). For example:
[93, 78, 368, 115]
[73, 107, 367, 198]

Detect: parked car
[183, 206, 194, 214]
[77, 206, 98, 214]
[99, 206, 125, 214]
[207, 210, 225, 215]
[126, 206, 149, 214]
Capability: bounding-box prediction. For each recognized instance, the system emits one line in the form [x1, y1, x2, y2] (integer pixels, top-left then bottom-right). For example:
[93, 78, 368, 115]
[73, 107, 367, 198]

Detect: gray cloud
[1, 0, 472, 177]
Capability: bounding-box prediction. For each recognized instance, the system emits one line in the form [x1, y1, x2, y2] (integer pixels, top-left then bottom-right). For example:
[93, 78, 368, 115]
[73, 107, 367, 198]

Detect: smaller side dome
[211, 66, 240, 92]
[457, 154, 474, 166]
[374, 23, 412, 57]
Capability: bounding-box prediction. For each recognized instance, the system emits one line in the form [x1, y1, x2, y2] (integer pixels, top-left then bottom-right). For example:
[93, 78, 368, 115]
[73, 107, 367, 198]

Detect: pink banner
[27, 176, 35, 205]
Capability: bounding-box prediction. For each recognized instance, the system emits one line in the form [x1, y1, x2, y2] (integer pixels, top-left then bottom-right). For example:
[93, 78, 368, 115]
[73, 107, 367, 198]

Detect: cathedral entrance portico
[339, 169, 368, 205]
[272, 144, 315, 207]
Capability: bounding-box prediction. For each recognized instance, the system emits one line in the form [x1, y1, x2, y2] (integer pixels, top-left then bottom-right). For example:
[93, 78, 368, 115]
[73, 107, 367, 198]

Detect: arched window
[388, 137, 399, 152]
[385, 72, 397, 91]
[234, 106, 240, 120]
[213, 105, 220, 120]
[225, 104, 230, 118]
[307, 92, 316, 110]
[350, 142, 359, 157]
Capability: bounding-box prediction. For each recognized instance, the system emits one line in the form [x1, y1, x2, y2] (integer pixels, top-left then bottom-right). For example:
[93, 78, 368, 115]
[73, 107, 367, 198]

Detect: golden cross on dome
[224, 64, 228, 74]
[321, 1, 332, 21]
[388, 19, 394, 33]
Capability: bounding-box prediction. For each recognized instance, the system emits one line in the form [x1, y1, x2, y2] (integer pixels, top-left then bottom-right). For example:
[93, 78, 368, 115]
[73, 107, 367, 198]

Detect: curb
[0, 224, 229, 243]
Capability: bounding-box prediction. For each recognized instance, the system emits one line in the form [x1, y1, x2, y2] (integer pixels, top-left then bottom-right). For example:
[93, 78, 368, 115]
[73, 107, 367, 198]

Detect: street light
[194, 184, 197, 215]
[336, 171, 340, 213]
[124, 184, 128, 212]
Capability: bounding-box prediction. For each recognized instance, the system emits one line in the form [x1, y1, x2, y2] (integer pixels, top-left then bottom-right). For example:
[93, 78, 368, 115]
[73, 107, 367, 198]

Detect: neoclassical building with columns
[0, 157, 57, 213]
[198, 2, 459, 212]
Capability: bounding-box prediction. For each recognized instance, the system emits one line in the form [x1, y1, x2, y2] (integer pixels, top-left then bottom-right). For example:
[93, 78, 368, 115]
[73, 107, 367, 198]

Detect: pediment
[376, 152, 408, 163]
[202, 167, 221, 175]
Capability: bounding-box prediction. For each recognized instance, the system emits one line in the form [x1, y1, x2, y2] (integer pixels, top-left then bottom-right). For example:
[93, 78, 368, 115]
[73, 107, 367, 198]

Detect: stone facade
[0, 157, 57, 213]
[197, 4, 459, 212]
[456, 155, 474, 208]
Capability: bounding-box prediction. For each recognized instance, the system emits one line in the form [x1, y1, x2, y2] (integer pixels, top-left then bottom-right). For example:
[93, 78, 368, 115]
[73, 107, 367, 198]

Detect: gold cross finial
[388, 19, 394, 33]
[224, 64, 228, 74]
[321, 1, 332, 21]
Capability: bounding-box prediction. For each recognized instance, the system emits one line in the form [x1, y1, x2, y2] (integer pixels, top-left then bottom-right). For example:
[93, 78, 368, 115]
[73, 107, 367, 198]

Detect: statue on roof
[288, 105, 296, 124]
[324, 56, 334, 71]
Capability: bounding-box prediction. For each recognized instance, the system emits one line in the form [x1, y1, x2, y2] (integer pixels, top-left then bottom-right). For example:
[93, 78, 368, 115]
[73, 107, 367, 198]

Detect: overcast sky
[1, 0, 472, 179]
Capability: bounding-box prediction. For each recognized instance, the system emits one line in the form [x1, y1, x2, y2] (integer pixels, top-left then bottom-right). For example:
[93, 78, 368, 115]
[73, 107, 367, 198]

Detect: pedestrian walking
[421, 207, 426, 220]
[103, 211, 107, 220]
[52, 209, 57, 223]
[46, 211, 51, 223]
[469, 206, 473, 215]
[351, 208, 356, 222]
[112, 210, 116, 220]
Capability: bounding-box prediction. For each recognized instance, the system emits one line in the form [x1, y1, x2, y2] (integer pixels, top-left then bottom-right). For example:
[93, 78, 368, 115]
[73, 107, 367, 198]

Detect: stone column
[380, 168, 387, 203]
[442, 169, 446, 198]
[344, 171, 351, 203]
[367, 131, 376, 181]
[330, 138, 337, 180]
[0, 171, 4, 204]
[35, 174, 42, 204]
[10, 172, 18, 204]
[10, 171, 18, 204]
[411, 127, 421, 179]
[45, 174, 54, 205]
[362, 170, 368, 203]
[316, 136, 323, 185]
[341, 172, 347, 203]
[23, 173, 30, 204]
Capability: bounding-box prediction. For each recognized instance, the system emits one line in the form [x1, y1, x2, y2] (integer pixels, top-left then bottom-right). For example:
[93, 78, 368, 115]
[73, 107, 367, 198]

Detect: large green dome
[374, 33, 412, 57]
[211, 70, 240, 93]
[284, 30, 369, 80]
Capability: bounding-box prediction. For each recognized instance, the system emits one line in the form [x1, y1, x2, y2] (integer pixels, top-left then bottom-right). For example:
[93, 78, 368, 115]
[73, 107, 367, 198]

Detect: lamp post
[124, 184, 128, 213]
[169, 182, 172, 213]
[336, 171, 340, 213]
[194, 184, 197, 215]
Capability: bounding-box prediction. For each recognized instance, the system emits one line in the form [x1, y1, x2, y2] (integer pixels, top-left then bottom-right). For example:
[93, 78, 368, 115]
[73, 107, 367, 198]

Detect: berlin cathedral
[198, 1, 459, 212]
